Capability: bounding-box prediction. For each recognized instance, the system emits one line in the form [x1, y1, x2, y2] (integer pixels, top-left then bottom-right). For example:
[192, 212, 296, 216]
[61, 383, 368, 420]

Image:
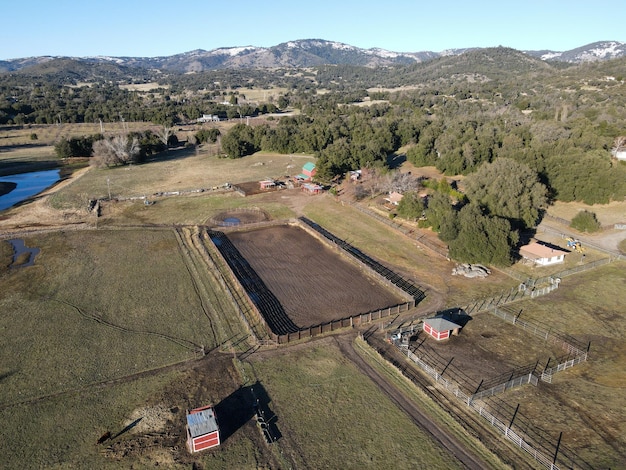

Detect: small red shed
[423, 316, 462, 341]
[186, 405, 220, 453]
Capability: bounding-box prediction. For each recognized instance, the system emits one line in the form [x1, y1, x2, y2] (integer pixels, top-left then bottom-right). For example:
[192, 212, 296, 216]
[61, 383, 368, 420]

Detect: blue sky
[1, 0, 624, 59]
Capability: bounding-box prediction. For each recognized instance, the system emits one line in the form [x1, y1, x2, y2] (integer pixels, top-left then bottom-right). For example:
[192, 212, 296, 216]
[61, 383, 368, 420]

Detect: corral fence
[298, 217, 426, 303]
[460, 278, 560, 317]
[489, 306, 588, 383]
[204, 222, 420, 345]
[503, 257, 613, 286]
[471, 373, 539, 401]
[365, 334, 593, 470]
[100, 184, 233, 206]
[271, 301, 416, 344]
[198, 228, 274, 342]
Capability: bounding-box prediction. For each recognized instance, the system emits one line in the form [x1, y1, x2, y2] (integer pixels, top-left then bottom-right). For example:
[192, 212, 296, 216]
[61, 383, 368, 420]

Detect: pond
[0, 169, 61, 211]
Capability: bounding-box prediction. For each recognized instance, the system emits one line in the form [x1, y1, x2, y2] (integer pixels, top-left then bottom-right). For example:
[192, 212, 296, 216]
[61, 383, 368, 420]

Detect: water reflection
[8, 239, 40, 268]
[0, 169, 61, 211]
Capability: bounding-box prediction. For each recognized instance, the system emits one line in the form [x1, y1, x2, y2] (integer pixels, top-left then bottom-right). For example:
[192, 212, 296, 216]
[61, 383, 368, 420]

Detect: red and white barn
[186, 405, 220, 453]
[423, 316, 462, 341]
[519, 242, 568, 266]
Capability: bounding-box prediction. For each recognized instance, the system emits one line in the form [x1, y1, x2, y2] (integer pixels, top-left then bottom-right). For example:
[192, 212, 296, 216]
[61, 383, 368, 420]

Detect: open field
[477, 261, 626, 468]
[48, 149, 313, 210]
[547, 200, 626, 226]
[2, 124, 626, 468]
[0, 228, 242, 404]
[245, 337, 467, 469]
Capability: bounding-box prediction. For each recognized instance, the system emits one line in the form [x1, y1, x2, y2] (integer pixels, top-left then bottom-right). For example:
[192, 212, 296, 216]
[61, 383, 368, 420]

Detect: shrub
[570, 210, 601, 233]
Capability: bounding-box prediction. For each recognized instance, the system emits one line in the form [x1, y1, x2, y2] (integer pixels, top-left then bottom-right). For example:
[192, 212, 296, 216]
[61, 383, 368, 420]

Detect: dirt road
[334, 334, 492, 470]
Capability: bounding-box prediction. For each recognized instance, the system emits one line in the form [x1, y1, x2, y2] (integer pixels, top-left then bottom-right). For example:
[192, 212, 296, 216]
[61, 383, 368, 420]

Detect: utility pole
[107, 178, 111, 200]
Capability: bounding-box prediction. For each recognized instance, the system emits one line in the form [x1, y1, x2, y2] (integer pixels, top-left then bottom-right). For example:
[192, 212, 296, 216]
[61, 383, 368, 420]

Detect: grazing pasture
[2, 123, 626, 468]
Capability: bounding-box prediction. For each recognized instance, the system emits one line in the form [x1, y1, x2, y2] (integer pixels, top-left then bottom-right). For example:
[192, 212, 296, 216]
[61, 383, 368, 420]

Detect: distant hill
[1, 39, 624, 74]
[524, 40, 625, 63]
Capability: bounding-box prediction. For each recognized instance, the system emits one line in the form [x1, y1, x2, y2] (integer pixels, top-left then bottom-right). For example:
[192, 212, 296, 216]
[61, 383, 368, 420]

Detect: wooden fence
[272, 301, 415, 344]
[374, 339, 591, 470]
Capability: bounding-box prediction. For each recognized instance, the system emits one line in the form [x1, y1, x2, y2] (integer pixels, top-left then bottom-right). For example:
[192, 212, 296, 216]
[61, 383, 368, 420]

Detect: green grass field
[246, 339, 466, 469]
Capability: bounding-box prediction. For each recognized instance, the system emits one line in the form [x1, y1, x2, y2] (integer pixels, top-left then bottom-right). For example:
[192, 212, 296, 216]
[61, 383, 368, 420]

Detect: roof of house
[385, 191, 404, 203]
[519, 242, 568, 260]
[424, 317, 461, 332]
[302, 162, 316, 172]
[187, 406, 219, 438]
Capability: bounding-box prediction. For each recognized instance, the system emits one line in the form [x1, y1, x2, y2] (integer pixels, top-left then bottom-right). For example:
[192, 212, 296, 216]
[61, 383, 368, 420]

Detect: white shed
[519, 242, 568, 266]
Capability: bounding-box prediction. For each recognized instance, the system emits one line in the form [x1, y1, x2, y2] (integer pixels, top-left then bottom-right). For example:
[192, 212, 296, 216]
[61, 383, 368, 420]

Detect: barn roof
[302, 162, 316, 172]
[519, 242, 567, 260]
[187, 406, 219, 438]
[424, 317, 461, 332]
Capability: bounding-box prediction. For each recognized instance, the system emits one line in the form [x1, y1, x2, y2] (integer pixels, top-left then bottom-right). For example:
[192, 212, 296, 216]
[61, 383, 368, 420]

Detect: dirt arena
[223, 224, 406, 332]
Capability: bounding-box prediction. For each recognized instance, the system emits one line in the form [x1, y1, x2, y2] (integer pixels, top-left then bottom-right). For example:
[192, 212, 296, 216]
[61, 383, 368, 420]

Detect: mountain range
[1, 39, 624, 74]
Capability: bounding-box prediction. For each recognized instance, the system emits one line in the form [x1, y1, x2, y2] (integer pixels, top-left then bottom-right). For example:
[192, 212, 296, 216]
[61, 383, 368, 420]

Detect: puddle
[8, 239, 40, 268]
[222, 217, 241, 226]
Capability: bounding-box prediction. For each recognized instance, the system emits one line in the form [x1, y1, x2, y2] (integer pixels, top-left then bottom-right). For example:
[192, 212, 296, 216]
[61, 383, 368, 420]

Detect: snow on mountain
[3, 39, 625, 74]
[208, 46, 260, 57]
[527, 41, 625, 63]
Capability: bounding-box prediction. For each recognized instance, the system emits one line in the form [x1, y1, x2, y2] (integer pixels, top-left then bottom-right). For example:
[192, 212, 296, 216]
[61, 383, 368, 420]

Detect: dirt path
[334, 334, 491, 470]
[538, 219, 626, 255]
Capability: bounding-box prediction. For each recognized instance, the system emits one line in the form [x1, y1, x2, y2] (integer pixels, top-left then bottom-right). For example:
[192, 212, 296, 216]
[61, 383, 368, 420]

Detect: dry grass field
[2, 122, 626, 468]
[489, 261, 626, 468]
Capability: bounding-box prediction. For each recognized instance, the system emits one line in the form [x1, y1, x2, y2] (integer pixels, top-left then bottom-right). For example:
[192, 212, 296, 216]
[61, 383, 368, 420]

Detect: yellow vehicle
[566, 237, 585, 253]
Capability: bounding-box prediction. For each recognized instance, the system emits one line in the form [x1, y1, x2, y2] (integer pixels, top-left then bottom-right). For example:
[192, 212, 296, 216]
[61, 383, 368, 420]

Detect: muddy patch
[208, 208, 270, 227]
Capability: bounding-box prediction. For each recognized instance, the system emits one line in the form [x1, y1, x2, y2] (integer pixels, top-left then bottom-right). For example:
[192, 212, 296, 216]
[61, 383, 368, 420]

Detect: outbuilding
[186, 405, 220, 453]
[423, 316, 462, 341]
[298, 162, 317, 181]
[259, 179, 276, 190]
[519, 242, 568, 266]
[301, 182, 323, 195]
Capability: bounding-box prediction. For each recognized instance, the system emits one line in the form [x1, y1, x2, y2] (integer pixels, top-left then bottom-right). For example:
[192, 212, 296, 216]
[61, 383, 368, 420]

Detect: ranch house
[186, 406, 220, 453]
[384, 191, 404, 206]
[423, 316, 462, 341]
[519, 242, 568, 266]
[197, 114, 220, 123]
